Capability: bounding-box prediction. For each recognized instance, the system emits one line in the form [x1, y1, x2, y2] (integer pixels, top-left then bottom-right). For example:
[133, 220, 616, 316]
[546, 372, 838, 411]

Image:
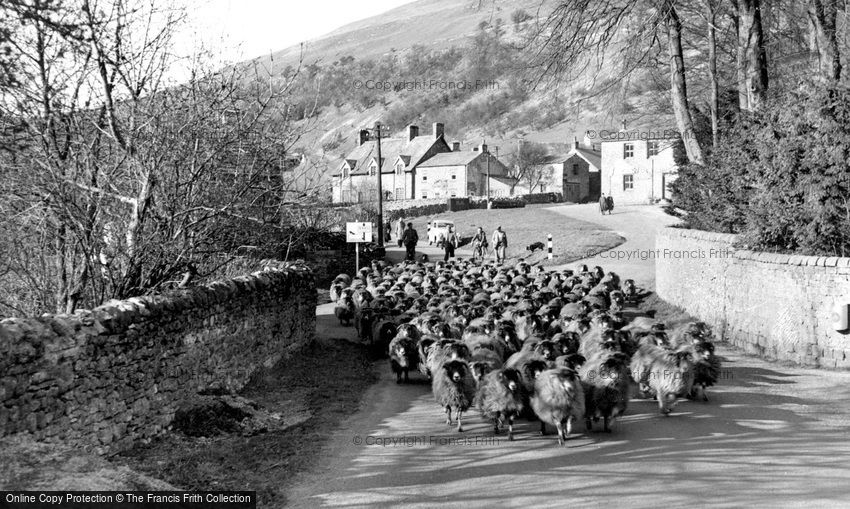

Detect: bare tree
[510, 141, 552, 194]
[0, 0, 322, 315]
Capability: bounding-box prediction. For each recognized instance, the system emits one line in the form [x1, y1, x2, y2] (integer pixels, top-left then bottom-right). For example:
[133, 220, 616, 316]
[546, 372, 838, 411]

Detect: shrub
[671, 82, 850, 256]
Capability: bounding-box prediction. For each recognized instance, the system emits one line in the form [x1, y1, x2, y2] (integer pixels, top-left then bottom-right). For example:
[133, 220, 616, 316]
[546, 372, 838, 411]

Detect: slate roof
[333, 135, 448, 177]
[417, 151, 483, 167]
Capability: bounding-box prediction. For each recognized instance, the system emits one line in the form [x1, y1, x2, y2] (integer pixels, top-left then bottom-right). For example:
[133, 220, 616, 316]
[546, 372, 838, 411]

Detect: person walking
[491, 226, 507, 265]
[401, 222, 419, 261]
[396, 217, 405, 247]
[443, 226, 459, 262]
[605, 195, 614, 215]
[599, 193, 608, 215]
[384, 220, 392, 244]
[471, 226, 488, 262]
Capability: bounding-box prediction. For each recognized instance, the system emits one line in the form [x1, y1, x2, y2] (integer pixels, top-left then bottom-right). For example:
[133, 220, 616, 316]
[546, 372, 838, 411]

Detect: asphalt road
[299, 204, 850, 508]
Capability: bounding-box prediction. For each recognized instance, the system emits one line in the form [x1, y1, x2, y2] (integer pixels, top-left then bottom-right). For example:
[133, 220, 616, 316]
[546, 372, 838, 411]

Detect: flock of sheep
[331, 258, 721, 445]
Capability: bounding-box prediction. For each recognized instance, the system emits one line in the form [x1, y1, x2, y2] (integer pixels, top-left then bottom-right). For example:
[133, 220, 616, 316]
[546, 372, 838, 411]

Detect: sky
[182, 0, 419, 63]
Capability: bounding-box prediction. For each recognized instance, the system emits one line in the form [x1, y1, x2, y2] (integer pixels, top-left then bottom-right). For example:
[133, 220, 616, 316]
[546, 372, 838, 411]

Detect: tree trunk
[807, 0, 842, 81]
[706, 0, 719, 150]
[663, 1, 704, 165]
[735, 0, 769, 110]
[729, 2, 749, 110]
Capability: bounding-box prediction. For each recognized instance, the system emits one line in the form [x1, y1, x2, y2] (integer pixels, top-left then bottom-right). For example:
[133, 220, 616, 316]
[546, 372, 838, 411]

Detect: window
[395, 188, 404, 199]
[369, 162, 377, 176]
[624, 143, 634, 158]
[648, 141, 659, 157]
[451, 173, 457, 180]
[623, 174, 634, 190]
[572, 163, 579, 176]
[422, 170, 427, 181]
[421, 192, 427, 199]
[396, 162, 404, 175]
[342, 167, 349, 178]
[451, 192, 457, 197]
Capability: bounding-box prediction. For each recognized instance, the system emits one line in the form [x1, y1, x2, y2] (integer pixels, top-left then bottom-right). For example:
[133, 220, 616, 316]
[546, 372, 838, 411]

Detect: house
[600, 132, 678, 205]
[415, 143, 510, 199]
[331, 123, 452, 203]
[535, 137, 602, 202]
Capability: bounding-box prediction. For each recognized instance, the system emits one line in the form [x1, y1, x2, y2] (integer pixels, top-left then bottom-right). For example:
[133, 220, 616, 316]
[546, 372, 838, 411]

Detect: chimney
[478, 143, 488, 153]
[407, 124, 419, 141]
[573, 136, 579, 149]
[452, 141, 461, 151]
[358, 129, 370, 146]
[433, 122, 444, 139]
[621, 119, 627, 131]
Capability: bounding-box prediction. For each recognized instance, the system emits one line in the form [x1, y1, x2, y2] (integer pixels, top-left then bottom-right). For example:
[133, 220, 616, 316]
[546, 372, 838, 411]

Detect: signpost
[346, 222, 373, 272]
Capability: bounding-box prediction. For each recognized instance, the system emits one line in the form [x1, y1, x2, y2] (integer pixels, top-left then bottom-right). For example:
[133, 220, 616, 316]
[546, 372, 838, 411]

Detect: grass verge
[408, 204, 625, 266]
[116, 339, 378, 507]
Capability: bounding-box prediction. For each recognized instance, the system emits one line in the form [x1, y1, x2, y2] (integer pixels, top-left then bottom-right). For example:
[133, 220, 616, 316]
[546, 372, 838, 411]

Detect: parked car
[428, 219, 454, 246]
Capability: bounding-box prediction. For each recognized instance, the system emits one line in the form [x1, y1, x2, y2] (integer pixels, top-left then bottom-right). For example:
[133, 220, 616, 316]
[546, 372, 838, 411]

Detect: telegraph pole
[485, 139, 490, 204]
[364, 122, 390, 245]
[375, 122, 384, 246]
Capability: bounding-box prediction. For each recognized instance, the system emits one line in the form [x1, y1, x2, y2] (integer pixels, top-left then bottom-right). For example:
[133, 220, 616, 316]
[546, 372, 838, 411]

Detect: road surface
[303, 205, 850, 508]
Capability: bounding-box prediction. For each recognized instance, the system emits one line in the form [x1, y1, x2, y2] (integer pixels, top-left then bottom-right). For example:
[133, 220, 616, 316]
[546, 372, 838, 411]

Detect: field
[407, 204, 625, 266]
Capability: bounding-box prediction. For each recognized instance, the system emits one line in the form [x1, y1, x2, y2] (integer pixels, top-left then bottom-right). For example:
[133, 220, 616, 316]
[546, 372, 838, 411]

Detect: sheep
[631, 344, 695, 415]
[432, 360, 476, 432]
[623, 279, 638, 302]
[475, 368, 525, 440]
[686, 340, 721, 401]
[469, 347, 503, 385]
[531, 367, 586, 446]
[334, 295, 355, 326]
[388, 335, 418, 383]
[426, 339, 471, 376]
[580, 352, 631, 432]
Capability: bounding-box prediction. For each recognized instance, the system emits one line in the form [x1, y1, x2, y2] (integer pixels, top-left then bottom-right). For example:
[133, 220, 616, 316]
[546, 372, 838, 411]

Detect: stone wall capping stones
[0, 263, 315, 454]
[657, 227, 850, 369]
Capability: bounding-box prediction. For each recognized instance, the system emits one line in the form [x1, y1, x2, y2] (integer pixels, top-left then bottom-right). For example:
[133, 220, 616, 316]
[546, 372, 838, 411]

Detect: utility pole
[376, 122, 384, 246]
[364, 122, 390, 245]
[485, 139, 490, 205]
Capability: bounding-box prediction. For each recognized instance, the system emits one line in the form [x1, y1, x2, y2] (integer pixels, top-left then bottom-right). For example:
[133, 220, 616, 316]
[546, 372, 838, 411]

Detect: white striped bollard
[547, 234, 553, 260]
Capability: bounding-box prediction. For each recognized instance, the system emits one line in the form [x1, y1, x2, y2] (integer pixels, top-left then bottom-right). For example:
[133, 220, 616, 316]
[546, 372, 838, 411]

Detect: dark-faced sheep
[531, 367, 586, 445]
[334, 295, 355, 326]
[580, 352, 630, 432]
[432, 360, 477, 432]
[475, 368, 525, 440]
[469, 347, 503, 385]
[426, 340, 471, 376]
[388, 335, 418, 383]
[687, 340, 721, 401]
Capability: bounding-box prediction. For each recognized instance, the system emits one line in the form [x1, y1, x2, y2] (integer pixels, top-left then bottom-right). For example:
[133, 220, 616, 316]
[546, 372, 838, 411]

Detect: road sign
[346, 222, 373, 243]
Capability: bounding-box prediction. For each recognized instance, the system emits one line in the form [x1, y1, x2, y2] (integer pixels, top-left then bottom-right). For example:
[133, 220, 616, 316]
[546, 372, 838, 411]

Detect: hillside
[252, 0, 675, 187]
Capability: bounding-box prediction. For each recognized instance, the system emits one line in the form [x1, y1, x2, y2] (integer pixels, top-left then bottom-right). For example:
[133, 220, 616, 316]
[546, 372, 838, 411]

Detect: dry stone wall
[0, 264, 316, 454]
[656, 228, 850, 368]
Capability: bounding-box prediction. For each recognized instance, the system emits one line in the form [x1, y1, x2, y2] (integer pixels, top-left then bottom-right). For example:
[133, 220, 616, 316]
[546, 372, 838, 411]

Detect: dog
[526, 242, 545, 253]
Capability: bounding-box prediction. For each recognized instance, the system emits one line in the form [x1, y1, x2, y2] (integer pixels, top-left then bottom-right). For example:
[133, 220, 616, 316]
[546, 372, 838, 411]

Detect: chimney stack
[358, 129, 370, 146]
[407, 124, 419, 141]
[573, 136, 579, 149]
[478, 143, 488, 153]
[433, 122, 444, 139]
[452, 141, 461, 151]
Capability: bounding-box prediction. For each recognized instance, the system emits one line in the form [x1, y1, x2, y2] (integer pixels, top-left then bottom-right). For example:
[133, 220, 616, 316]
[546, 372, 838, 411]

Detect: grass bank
[407, 204, 625, 266]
